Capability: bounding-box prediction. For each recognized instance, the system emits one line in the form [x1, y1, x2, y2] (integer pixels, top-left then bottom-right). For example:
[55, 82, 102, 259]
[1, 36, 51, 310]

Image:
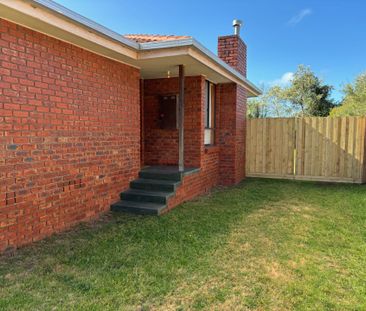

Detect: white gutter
[27, 0, 140, 49]
[19, 0, 262, 96]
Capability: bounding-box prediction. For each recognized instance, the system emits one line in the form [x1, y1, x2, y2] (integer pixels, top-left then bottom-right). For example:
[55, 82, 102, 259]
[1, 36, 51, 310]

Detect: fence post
[293, 118, 297, 177]
[363, 117, 366, 183]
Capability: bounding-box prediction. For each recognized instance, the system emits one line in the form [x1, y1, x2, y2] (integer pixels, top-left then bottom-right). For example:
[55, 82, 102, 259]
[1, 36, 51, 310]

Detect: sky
[55, 0, 366, 102]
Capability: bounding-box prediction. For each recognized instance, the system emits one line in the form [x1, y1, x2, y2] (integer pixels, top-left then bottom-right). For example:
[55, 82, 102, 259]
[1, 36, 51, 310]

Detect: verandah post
[178, 64, 185, 172]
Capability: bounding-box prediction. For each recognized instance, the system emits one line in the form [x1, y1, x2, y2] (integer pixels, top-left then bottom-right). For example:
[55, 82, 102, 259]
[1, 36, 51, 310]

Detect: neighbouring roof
[124, 34, 191, 43]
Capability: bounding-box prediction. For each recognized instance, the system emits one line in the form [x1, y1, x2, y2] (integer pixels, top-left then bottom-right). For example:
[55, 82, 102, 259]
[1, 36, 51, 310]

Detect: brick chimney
[216, 20, 248, 186]
[218, 20, 247, 77]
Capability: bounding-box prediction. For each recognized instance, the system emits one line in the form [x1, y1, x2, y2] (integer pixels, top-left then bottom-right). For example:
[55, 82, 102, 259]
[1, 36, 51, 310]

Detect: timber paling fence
[246, 117, 366, 183]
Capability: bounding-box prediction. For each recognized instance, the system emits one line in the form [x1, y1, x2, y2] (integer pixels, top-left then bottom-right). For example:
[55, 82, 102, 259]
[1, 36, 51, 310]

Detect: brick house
[0, 0, 261, 252]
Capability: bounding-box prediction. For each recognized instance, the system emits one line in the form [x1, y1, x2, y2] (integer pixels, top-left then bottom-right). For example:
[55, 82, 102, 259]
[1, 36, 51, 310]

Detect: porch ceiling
[138, 53, 232, 84]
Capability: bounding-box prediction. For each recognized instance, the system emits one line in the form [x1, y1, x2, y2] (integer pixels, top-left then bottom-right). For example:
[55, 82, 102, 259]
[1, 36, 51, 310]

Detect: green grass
[1, 178, 366, 310]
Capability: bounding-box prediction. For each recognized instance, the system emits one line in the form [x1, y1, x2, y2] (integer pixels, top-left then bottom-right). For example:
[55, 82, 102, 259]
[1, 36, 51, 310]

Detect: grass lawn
[1, 178, 366, 310]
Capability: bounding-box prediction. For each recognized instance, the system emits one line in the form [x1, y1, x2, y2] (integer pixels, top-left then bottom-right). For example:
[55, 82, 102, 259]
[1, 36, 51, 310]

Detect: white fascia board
[140, 39, 262, 96]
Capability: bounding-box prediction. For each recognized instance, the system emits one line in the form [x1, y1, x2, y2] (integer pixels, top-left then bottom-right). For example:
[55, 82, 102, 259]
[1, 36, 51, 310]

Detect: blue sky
[56, 0, 366, 102]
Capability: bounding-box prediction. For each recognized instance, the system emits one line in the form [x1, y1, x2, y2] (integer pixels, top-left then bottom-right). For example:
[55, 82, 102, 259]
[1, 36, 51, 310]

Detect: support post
[178, 65, 185, 172]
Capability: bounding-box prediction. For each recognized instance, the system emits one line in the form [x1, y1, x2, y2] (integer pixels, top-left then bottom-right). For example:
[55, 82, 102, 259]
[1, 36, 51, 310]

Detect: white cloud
[288, 9, 312, 25]
[270, 72, 294, 86]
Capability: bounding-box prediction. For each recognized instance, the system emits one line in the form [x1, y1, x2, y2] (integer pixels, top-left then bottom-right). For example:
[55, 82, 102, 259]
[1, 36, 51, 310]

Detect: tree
[247, 65, 335, 118]
[247, 83, 268, 118]
[247, 97, 267, 118]
[267, 86, 297, 117]
[247, 86, 296, 118]
[281, 65, 335, 117]
[330, 73, 366, 116]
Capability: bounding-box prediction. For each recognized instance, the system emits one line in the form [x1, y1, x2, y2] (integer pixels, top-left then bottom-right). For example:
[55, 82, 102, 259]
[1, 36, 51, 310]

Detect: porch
[142, 68, 204, 171]
[112, 63, 247, 214]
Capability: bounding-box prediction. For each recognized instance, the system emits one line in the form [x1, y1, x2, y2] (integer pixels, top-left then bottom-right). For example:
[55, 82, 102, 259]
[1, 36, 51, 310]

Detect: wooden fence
[246, 117, 366, 183]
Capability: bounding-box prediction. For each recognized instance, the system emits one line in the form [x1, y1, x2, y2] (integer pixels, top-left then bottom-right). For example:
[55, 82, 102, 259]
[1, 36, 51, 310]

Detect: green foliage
[248, 65, 336, 118]
[247, 97, 267, 118]
[330, 73, 366, 116]
[280, 65, 335, 116]
[247, 93, 267, 119]
[248, 86, 296, 118]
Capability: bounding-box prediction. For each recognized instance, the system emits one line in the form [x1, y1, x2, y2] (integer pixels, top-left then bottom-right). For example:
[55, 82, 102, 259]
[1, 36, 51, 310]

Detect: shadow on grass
[0, 179, 287, 308]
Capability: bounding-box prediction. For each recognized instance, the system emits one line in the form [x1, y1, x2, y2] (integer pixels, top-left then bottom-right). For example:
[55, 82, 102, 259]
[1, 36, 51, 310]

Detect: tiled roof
[124, 34, 191, 43]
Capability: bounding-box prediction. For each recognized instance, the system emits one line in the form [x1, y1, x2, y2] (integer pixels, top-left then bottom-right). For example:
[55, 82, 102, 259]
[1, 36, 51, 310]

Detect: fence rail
[246, 117, 366, 183]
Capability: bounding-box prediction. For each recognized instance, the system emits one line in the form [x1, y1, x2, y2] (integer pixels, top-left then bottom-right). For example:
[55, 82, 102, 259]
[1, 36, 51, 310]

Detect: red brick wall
[167, 148, 220, 210]
[143, 77, 204, 168]
[216, 83, 247, 185]
[0, 19, 141, 252]
[166, 76, 220, 209]
[234, 85, 247, 183]
[217, 83, 237, 185]
[218, 35, 247, 77]
[217, 34, 248, 185]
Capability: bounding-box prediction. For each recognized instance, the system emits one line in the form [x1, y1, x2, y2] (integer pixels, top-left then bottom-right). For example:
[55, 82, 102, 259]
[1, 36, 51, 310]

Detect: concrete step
[139, 170, 182, 181]
[111, 166, 198, 216]
[120, 189, 174, 204]
[130, 178, 181, 192]
[111, 200, 167, 215]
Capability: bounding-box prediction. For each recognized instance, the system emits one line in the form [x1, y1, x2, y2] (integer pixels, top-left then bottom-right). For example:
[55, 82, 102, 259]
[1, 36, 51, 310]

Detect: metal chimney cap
[232, 19, 243, 27]
[232, 19, 243, 35]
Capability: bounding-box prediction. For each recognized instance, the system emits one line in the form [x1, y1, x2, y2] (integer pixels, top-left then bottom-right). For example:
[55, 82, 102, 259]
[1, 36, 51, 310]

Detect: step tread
[122, 188, 174, 197]
[139, 170, 182, 181]
[131, 178, 181, 185]
[111, 200, 166, 215]
[141, 166, 199, 176]
[112, 200, 166, 209]
[141, 166, 181, 173]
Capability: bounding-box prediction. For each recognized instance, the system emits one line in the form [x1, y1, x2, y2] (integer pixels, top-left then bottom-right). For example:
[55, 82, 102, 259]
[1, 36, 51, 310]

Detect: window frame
[204, 80, 216, 146]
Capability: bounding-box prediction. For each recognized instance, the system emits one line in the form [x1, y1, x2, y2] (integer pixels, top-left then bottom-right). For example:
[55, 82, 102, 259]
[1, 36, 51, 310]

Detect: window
[204, 81, 216, 145]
